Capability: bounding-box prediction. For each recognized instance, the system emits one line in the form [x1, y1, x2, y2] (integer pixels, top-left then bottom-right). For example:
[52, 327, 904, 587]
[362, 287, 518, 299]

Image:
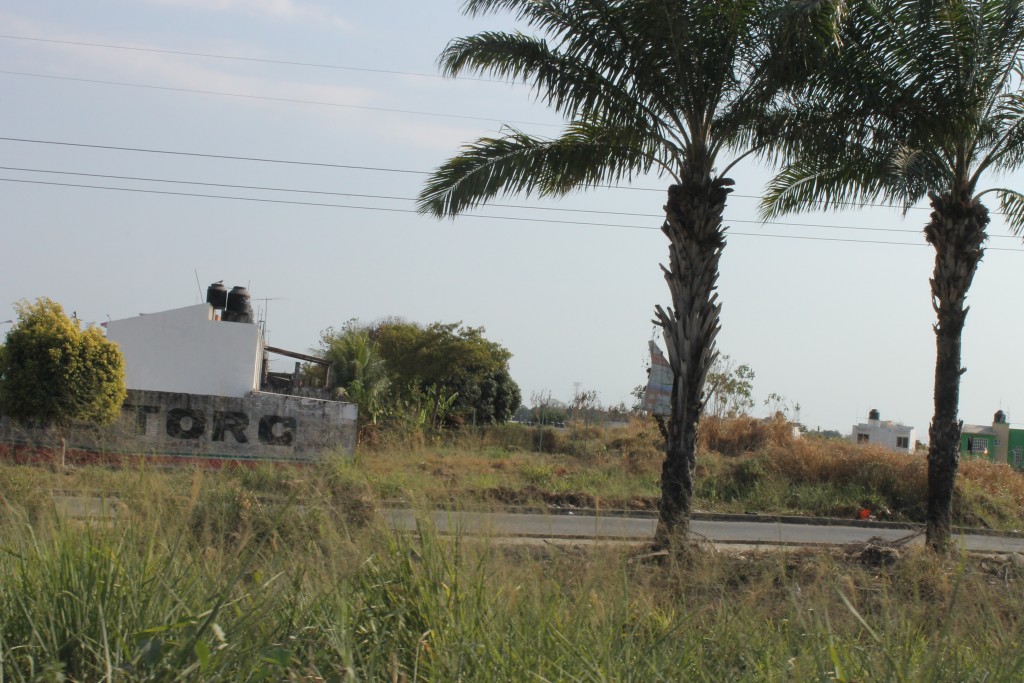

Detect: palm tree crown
[418, 0, 807, 217]
[764, 0, 1024, 221]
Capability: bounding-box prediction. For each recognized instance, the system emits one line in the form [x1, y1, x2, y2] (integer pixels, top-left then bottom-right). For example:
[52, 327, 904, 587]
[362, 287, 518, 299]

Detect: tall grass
[3, 472, 1024, 681]
[6, 419, 1024, 678]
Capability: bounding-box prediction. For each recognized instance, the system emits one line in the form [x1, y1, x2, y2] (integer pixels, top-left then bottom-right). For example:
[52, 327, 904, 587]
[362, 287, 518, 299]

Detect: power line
[3, 176, 1022, 251]
[624, 185, 935, 213]
[0, 175, 677, 229]
[0, 136, 430, 174]
[1, 136, 1019, 223]
[0, 38, 994, 215]
[6, 163, 1022, 240]
[0, 164, 416, 200]
[1, 135, 1013, 218]
[0, 69, 558, 128]
[0, 34, 508, 83]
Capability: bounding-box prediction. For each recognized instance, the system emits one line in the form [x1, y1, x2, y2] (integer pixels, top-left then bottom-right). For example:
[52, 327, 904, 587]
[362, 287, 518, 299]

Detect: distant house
[961, 411, 1024, 470]
[850, 409, 916, 454]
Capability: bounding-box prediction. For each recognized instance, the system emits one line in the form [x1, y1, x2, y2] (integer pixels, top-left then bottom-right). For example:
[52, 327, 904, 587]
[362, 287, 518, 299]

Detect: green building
[960, 411, 1024, 470]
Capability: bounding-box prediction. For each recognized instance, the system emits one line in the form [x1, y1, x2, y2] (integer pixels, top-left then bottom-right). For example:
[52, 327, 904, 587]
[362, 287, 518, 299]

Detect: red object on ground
[858, 508, 870, 520]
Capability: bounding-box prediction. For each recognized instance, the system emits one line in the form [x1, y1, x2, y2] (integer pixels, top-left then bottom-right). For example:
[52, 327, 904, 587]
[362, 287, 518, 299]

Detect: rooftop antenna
[193, 269, 203, 303]
[253, 297, 284, 339]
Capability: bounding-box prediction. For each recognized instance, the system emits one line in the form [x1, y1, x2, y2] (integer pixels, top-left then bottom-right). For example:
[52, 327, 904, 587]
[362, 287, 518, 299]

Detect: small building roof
[962, 424, 996, 436]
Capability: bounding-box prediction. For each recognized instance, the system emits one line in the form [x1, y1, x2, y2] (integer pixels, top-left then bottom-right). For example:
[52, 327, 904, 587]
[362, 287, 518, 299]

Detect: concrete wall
[106, 304, 262, 398]
[1, 389, 357, 464]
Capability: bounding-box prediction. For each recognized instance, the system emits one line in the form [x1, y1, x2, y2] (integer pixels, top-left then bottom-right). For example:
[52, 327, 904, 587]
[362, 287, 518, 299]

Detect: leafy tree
[629, 384, 647, 414]
[417, 0, 836, 543]
[762, 0, 1024, 552]
[529, 391, 567, 425]
[705, 355, 756, 418]
[316, 320, 391, 424]
[373, 320, 520, 426]
[473, 366, 522, 425]
[569, 388, 601, 425]
[0, 298, 126, 464]
[316, 318, 521, 428]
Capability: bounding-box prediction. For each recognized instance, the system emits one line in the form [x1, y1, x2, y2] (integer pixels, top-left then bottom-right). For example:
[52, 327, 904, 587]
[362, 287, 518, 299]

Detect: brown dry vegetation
[350, 416, 1024, 530]
[3, 414, 1023, 530]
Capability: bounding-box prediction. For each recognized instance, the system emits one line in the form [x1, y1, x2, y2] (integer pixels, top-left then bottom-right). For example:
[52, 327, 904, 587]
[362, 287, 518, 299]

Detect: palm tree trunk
[923, 191, 988, 553]
[654, 172, 731, 547]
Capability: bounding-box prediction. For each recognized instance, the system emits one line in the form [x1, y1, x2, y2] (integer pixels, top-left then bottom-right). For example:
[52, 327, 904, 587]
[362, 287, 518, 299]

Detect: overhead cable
[3, 176, 1022, 251]
[0, 135, 1007, 217]
[0, 70, 558, 127]
[0, 33, 506, 83]
[5, 164, 1020, 239]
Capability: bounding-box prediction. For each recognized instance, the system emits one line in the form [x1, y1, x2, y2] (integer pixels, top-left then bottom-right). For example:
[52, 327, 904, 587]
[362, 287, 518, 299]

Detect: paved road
[385, 509, 1024, 554]
[49, 493, 1024, 554]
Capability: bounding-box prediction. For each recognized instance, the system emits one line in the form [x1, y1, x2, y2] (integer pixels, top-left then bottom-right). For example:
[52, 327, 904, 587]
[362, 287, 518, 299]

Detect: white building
[97, 285, 358, 463]
[106, 302, 263, 398]
[850, 409, 916, 454]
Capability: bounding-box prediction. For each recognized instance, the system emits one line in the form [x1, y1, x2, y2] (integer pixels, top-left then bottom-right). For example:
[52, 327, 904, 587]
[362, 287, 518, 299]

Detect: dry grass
[761, 438, 928, 517]
[5, 415, 1024, 528]
[699, 414, 797, 456]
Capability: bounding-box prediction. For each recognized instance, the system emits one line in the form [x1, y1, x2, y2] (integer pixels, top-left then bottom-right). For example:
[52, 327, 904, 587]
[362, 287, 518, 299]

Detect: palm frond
[995, 188, 1024, 235]
[439, 30, 678, 138]
[760, 149, 896, 219]
[460, 0, 572, 23]
[976, 90, 1024, 177]
[416, 121, 669, 218]
[772, 0, 849, 54]
[771, 0, 1024, 213]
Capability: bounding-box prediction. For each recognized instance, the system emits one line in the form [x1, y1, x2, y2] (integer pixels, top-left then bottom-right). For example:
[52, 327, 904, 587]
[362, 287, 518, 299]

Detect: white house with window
[849, 409, 917, 454]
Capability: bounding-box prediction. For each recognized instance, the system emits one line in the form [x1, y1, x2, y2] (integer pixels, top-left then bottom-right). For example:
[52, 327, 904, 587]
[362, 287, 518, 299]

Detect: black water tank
[995, 410, 1007, 424]
[206, 281, 228, 310]
[224, 286, 253, 323]
[869, 409, 880, 421]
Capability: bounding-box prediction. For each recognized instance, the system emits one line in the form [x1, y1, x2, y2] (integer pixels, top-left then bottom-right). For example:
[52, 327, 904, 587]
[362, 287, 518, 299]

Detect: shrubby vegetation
[0, 298, 126, 429]
[0, 298, 126, 467]
[312, 318, 521, 432]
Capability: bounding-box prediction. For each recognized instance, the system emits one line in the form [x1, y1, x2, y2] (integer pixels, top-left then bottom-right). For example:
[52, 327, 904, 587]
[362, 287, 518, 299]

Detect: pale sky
[2, 0, 1022, 437]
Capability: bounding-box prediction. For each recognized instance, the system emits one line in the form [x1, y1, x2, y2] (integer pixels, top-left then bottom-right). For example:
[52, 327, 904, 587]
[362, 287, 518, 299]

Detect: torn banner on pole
[642, 340, 672, 417]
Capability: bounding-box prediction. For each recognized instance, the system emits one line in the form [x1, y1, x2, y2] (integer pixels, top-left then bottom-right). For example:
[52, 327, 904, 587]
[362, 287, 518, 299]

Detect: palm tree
[319, 322, 391, 424]
[762, 0, 1024, 552]
[417, 0, 840, 544]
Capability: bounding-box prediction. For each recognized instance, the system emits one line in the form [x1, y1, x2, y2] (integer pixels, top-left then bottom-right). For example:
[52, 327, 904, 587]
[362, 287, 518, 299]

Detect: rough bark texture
[923, 190, 988, 553]
[653, 171, 731, 548]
